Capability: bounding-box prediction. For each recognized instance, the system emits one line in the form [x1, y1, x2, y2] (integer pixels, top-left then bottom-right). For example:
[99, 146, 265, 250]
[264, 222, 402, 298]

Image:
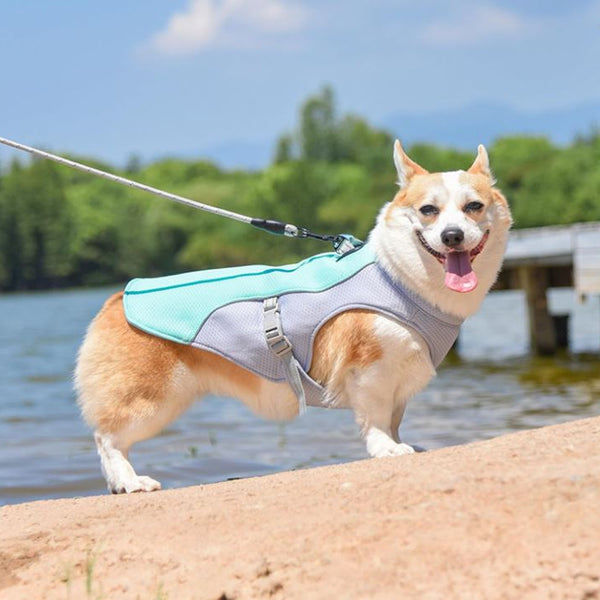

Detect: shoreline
[2, 416, 599, 599]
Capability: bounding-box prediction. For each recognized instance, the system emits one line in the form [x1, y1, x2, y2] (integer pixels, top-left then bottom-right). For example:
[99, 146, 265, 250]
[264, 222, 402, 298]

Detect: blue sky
[1, 0, 599, 168]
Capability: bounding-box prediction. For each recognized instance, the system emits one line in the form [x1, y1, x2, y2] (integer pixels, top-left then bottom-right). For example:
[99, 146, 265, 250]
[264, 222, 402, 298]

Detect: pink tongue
[444, 251, 478, 293]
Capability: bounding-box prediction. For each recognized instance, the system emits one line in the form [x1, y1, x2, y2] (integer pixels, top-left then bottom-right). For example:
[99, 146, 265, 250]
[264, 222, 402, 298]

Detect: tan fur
[394, 140, 429, 182]
[78, 296, 383, 435]
[459, 172, 512, 227]
[467, 144, 491, 178]
[386, 170, 510, 231]
[76, 140, 512, 493]
[76, 292, 261, 434]
[386, 173, 444, 218]
[309, 310, 383, 387]
[491, 188, 512, 225]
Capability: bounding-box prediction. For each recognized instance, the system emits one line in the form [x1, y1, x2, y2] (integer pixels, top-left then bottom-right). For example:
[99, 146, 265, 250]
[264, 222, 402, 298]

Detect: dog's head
[370, 141, 512, 317]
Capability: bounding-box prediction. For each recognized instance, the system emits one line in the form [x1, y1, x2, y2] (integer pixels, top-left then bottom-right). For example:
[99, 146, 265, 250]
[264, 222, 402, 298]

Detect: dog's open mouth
[417, 230, 489, 293]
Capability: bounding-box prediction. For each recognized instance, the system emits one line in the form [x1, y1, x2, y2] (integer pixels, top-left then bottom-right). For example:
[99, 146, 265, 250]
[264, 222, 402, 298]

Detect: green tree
[0, 159, 72, 289]
[489, 136, 557, 194]
[300, 85, 339, 161]
[0, 161, 26, 289]
[1, 87, 600, 291]
[336, 114, 393, 169]
[407, 144, 473, 173]
[273, 133, 294, 163]
[276, 85, 394, 169]
[509, 134, 600, 228]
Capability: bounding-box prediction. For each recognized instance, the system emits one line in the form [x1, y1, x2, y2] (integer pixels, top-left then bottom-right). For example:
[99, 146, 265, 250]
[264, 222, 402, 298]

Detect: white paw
[110, 475, 162, 494]
[365, 428, 416, 458]
[372, 441, 416, 458]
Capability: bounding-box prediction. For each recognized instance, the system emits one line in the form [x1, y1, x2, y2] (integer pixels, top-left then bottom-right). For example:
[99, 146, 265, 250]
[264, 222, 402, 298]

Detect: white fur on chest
[372, 314, 436, 397]
[331, 314, 436, 411]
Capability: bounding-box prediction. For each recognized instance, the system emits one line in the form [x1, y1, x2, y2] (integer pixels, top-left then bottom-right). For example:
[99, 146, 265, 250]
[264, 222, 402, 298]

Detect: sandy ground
[1, 417, 599, 600]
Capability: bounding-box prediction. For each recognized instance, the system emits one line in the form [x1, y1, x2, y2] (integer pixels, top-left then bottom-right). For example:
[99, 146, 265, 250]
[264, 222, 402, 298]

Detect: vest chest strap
[263, 297, 307, 415]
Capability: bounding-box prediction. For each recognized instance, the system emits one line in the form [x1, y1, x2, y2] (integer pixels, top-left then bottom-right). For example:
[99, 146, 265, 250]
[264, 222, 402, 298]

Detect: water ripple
[0, 287, 599, 506]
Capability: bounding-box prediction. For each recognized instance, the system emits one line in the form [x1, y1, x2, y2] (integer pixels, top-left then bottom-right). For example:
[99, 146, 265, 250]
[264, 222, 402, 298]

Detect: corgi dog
[75, 141, 512, 494]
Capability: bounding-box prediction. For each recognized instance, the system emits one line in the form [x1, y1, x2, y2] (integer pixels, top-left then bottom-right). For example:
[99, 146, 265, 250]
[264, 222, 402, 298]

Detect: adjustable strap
[263, 297, 307, 415]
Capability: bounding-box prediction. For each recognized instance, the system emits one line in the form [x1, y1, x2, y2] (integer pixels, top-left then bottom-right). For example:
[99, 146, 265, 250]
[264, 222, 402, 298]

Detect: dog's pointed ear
[393, 140, 428, 188]
[468, 144, 494, 181]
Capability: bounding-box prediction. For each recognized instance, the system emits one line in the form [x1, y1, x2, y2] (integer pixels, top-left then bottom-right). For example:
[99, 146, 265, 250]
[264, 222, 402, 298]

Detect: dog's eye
[419, 204, 439, 217]
[464, 201, 484, 213]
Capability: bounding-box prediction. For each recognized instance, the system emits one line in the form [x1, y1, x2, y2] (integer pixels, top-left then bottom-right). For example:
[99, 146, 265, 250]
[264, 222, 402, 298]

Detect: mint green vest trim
[123, 245, 376, 346]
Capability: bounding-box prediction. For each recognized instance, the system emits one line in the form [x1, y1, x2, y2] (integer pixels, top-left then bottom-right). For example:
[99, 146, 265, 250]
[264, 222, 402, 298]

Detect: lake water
[1, 286, 599, 506]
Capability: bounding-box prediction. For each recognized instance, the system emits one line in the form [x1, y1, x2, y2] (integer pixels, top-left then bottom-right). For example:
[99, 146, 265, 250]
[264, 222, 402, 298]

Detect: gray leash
[1, 135, 364, 414]
[0, 136, 362, 251]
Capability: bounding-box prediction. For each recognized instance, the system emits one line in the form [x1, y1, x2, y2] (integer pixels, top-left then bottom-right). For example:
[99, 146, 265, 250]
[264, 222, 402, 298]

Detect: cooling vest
[123, 244, 463, 407]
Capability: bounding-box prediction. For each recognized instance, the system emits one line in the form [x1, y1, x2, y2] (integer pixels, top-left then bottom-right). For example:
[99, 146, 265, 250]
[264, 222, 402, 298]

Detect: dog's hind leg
[94, 431, 161, 494]
[86, 362, 198, 493]
[76, 291, 271, 493]
[76, 292, 200, 493]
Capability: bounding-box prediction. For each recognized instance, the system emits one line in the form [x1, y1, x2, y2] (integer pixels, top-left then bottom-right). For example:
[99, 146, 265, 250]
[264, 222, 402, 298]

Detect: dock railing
[493, 222, 600, 354]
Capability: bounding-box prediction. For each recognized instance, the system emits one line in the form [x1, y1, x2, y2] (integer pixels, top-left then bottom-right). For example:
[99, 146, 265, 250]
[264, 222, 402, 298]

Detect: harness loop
[263, 297, 307, 415]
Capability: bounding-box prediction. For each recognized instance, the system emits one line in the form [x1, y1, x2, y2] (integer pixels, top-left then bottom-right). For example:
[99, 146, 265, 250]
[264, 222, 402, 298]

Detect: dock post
[518, 266, 557, 355]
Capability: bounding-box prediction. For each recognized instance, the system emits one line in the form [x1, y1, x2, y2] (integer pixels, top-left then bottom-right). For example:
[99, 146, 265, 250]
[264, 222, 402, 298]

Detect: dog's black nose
[441, 227, 464, 248]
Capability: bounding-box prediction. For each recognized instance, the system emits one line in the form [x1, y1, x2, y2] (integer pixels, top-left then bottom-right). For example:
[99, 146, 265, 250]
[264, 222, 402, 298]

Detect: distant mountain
[382, 101, 600, 149]
[192, 101, 600, 169]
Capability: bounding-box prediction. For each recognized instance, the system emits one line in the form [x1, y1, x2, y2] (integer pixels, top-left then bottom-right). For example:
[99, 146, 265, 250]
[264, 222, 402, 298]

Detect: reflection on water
[0, 287, 599, 506]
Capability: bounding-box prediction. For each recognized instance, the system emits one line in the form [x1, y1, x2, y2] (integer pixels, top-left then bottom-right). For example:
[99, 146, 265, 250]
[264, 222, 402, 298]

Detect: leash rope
[0, 136, 362, 252]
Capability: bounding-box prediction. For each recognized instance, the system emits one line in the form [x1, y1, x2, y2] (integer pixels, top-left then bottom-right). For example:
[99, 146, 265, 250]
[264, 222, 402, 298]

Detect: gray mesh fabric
[192, 261, 462, 407]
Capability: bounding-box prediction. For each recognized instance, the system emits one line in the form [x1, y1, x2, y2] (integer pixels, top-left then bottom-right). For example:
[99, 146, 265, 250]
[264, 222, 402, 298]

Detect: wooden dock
[494, 222, 600, 354]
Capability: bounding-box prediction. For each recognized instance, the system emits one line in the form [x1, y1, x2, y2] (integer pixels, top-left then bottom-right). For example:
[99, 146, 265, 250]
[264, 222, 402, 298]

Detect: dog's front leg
[363, 412, 416, 458]
[366, 429, 415, 457]
[314, 313, 433, 458]
[347, 372, 415, 458]
[346, 319, 436, 458]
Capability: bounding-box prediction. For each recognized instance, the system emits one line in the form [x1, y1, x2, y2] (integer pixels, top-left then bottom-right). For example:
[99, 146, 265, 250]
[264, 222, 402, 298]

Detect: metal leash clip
[332, 234, 364, 255]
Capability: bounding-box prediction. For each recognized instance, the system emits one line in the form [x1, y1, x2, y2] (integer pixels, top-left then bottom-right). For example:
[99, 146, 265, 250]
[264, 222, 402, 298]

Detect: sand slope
[1, 416, 599, 599]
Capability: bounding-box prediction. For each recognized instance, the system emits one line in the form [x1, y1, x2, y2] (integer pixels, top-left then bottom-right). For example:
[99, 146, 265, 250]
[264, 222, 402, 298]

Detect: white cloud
[149, 0, 307, 56]
[420, 5, 539, 46]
